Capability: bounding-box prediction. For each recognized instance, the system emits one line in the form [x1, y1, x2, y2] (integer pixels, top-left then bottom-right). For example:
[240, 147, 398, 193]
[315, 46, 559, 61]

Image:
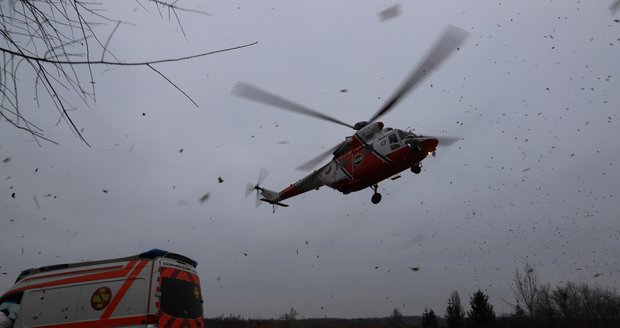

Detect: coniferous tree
[466, 290, 495, 328]
[445, 291, 466, 328]
[422, 307, 440, 328]
[390, 308, 404, 327]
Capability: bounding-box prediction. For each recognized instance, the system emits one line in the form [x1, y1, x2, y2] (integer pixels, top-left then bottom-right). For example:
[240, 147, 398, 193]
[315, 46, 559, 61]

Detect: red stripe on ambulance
[100, 259, 148, 319]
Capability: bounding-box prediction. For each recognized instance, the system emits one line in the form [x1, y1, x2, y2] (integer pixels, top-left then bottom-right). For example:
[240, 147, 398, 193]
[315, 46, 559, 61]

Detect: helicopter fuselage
[264, 122, 438, 205]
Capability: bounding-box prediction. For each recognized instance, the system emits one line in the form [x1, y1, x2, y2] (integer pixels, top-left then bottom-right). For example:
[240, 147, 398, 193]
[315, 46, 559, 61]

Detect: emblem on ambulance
[91, 286, 112, 310]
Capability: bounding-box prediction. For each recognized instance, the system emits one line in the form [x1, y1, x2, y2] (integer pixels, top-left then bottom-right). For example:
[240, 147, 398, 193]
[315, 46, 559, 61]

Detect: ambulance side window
[24, 286, 81, 326]
[21, 279, 146, 326]
[76, 280, 146, 321]
[0, 292, 22, 321]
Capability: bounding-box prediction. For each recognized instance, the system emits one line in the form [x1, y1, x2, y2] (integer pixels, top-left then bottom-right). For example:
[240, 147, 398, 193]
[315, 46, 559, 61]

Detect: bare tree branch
[512, 262, 540, 318]
[1, 0, 254, 145]
[0, 41, 258, 66]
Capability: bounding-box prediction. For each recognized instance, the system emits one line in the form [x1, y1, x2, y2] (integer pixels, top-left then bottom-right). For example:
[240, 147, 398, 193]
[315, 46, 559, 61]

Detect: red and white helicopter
[233, 25, 468, 208]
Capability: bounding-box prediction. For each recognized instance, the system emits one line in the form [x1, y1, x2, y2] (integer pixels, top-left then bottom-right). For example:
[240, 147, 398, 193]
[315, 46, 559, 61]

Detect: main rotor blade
[368, 25, 469, 124]
[232, 82, 355, 129]
[417, 135, 460, 147]
[296, 142, 343, 171]
[435, 136, 461, 146]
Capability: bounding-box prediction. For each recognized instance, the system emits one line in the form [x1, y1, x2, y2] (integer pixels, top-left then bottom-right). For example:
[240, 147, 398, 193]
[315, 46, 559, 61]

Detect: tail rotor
[246, 168, 269, 207]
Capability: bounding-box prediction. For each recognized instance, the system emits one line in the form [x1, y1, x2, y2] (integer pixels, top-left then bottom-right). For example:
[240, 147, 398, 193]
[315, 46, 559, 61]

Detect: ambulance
[0, 249, 204, 327]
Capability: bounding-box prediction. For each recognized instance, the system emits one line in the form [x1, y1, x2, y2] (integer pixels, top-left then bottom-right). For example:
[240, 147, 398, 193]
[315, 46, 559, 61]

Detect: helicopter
[232, 25, 468, 208]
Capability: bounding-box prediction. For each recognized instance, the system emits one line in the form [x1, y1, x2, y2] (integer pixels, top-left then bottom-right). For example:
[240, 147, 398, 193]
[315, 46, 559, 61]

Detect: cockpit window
[388, 133, 399, 144]
[388, 133, 400, 150]
[160, 277, 203, 319]
[397, 130, 409, 140]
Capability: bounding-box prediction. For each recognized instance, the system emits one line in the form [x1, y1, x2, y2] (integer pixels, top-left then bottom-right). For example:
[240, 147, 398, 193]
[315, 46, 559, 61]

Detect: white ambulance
[0, 249, 204, 327]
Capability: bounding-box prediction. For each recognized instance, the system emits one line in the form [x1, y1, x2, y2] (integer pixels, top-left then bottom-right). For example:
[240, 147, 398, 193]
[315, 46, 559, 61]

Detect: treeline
[204, 315, 421, 328]
[205, 264, 620, 328]
[500, 263, 620, 328]
[204, 307, 423, 328]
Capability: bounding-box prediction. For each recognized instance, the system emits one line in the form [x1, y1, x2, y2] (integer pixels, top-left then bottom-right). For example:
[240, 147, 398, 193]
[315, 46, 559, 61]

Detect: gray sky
[1, 0, 620, 319]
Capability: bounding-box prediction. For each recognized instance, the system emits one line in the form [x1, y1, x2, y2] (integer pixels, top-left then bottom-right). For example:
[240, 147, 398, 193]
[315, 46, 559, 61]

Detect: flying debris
[409, 266, 420, 272]
[218, 177, 224, 183]
[2, 157, 10, 163]
[611, 0, 620, 14]
[199, 192, 210, 204]
[378, 4, 401, 21]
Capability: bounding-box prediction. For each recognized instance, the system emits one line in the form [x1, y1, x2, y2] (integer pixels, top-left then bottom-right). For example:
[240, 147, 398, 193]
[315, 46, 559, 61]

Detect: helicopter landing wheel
[412, 165, 421, 174]
[370, 184, 382, 204]
[371, 193, 382, 204]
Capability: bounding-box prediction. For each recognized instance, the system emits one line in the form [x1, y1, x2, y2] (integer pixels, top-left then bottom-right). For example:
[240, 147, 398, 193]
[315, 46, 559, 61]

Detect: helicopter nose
[419, 138, 438, 154]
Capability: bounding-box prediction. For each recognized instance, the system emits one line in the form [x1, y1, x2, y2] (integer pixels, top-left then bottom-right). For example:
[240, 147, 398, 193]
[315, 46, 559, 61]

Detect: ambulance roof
[15, 249, 197, 283]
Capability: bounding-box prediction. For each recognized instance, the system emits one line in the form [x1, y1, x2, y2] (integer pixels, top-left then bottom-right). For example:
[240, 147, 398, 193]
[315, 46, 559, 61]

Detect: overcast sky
[1, 0, 620, 319]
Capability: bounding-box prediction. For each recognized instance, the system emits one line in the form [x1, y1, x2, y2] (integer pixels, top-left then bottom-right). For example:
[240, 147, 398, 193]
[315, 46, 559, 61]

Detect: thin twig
[147, 63, 198, 108]
[101, 20, 121, 62]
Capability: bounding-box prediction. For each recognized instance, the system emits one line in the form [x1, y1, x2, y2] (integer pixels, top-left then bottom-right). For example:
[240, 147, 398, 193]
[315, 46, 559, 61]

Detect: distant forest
[204, 264, 620, 328]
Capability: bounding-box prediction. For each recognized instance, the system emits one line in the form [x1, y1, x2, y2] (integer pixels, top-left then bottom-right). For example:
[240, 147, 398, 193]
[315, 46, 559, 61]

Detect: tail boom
[258, 169, 326, 207]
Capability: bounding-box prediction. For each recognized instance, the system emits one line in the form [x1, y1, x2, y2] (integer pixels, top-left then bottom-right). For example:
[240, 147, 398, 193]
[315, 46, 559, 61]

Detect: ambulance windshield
[160, 277, 203, 319]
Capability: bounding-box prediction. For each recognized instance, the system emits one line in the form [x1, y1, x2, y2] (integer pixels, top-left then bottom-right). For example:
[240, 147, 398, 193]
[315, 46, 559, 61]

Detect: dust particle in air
[199, 192, 210, 204]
